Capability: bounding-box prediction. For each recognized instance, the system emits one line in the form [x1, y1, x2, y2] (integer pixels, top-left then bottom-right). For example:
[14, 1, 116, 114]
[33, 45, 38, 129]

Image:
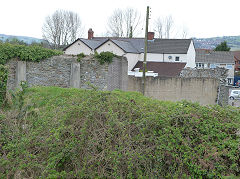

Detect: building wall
[96, 41, 125, 56]
[127, 76, 219, 105]
[125, 53, 141, 71]
[143, 53, 188, 63]
[64, 40, 93, 55]
[186, 41, 196, 68]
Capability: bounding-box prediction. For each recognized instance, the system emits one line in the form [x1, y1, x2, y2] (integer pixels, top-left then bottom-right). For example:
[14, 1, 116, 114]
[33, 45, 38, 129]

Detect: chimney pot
[88, 28, 94, 40]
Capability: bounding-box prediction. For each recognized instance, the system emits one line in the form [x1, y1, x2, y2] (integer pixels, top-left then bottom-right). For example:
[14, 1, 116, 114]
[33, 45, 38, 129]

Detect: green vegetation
[215, 41, 231, 51]
[94, 51, 117, 64]
[1, 86, 240, 178]
[77, 53, 86, 62]
[0, 43, 63, 65]
[0, 42, 62, 107]
[0, 65, 8, 106]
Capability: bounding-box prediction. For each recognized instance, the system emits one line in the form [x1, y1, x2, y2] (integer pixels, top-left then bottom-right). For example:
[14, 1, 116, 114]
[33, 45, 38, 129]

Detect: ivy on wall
[0, 43, 63, 65]
[0, 65, 8, 106]
[0, 43, 63, 107]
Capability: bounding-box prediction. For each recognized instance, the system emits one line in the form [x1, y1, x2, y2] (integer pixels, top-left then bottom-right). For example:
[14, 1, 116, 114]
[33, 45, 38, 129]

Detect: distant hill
[193, 36, 240, 51]
[0, 34, 43, 44]
[1, 33, 240, 51]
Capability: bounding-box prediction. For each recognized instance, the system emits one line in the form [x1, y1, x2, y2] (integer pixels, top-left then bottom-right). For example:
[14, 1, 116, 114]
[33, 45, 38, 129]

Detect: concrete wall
[64, 39, 93, 55]
[128, 77, 219, 105]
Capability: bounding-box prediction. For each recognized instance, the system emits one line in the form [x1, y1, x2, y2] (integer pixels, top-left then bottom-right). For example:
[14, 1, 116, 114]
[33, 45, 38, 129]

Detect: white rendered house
[64, 29, 196, 72]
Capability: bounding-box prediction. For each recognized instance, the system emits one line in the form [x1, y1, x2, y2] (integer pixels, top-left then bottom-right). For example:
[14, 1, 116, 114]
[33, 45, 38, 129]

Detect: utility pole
[142, 6, 149, 95]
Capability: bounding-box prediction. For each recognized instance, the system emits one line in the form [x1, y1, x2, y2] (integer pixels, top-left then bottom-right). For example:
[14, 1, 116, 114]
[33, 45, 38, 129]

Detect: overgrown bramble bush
[0, 87, 240, 178]
[0, 65, 8, 106]
[94, 51, 117, 64]
[0, 43, 63, 65]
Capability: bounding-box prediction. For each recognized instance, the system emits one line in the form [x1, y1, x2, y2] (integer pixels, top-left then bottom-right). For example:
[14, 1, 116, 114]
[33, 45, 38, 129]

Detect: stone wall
[6, 55, 128, 91]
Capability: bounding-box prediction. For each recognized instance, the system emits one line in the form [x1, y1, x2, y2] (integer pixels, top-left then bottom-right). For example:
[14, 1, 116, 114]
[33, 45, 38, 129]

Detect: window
[226, 64, 233, 69]
[210, 64, 216, 68]
[196, 63, 204, 68]
[175, 56, 180, 61]
[228, 78, 233, 85]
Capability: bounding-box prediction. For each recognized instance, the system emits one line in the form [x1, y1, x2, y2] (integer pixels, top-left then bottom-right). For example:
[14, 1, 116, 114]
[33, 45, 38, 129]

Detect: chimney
[88, 28, 94, 40]
[147, 32, 154, 40]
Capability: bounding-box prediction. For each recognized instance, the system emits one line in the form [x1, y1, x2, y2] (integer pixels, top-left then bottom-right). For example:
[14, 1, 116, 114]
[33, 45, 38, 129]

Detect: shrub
[94, 51, 116, 64]
[0, 43, 63, 65]
[77, 53, 86, 62]
[0, 65, 8, 106]
[1, 87, 240, 178]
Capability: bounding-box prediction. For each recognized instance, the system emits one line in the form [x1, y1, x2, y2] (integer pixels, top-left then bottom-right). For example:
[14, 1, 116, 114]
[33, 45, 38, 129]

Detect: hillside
[193, 36, 240, 50]
[0, 34, 43, 44]
[1, 86, 240, 178]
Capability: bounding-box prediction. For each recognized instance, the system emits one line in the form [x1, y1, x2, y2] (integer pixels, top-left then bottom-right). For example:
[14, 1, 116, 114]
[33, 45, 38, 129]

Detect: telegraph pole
[142, 6, 149, 95]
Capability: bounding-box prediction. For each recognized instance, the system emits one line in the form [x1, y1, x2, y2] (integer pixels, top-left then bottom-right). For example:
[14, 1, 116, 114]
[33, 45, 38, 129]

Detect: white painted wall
[125, 53, 141, 71]
[138, 40, 196, 68]
[96, 41, 141, 71]
[186, 41, 196, 68]
[64, 40, 93, 55]
[96, 41, 125, 56]
[143, 53, 188, 63]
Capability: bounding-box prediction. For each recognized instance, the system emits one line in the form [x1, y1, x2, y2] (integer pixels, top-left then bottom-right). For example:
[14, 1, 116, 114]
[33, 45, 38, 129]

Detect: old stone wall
[180, 68, 228, 79]
[127, 77, 219, 105]
[6, 55, 127, 91]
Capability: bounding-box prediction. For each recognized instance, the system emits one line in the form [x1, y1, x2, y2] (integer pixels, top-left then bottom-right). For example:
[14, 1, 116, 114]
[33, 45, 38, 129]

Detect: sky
[0, 0, 240, 39]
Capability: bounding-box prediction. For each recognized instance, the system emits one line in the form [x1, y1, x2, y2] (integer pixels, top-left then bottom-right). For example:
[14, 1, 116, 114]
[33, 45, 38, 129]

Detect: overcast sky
[1, 0, 239, 39]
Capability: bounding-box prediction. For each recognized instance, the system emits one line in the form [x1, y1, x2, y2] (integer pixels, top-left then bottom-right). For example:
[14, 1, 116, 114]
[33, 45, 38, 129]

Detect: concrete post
[70, 62, 81, 88]
[16, 61, 26, 89]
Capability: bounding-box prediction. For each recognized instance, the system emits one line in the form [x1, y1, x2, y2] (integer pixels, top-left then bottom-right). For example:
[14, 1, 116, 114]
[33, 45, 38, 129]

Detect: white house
[64, 29, 196, 72]
[195, 49, 235, 85]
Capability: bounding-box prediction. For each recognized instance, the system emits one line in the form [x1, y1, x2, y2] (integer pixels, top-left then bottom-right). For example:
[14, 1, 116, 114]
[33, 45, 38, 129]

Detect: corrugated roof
[196, 49, 235, 63]
[132, 61, 186, 77]
[147, 39, 192, 54]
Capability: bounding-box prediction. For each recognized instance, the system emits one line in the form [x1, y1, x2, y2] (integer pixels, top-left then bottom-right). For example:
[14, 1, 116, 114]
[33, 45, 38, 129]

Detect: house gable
[96, 40, 125, 56]
[64, 39, 93, 55]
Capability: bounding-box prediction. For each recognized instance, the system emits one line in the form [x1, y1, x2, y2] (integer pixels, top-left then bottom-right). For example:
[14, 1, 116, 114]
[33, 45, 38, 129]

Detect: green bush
[0, 65, 8, 106]
[0, 43, 63, 65]
[94, 51, 116, 64]
[77, 53, 86, 62]
[1, 87, 240, 178]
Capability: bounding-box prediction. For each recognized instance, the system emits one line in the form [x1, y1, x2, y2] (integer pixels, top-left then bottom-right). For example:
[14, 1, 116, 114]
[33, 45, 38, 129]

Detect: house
[64, 28, 196, 74]
[195, 49, 235, 85]
[234, 51, 240, 72]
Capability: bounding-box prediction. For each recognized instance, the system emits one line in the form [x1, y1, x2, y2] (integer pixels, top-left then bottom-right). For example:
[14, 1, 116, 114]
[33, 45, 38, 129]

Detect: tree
[42, 10, 83, 49]
[215, 41, 231, 51]
[154, 15, 174, 39]
[107, 8, 141, 37]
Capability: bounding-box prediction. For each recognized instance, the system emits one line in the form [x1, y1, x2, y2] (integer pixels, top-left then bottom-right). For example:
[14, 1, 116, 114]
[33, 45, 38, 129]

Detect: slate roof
[147, 39, 192, 54]
[196, 49, 235, 63]
[64, 37, 192, 54]
[132, 61, 186, 77]
[234, 51, 240, 61]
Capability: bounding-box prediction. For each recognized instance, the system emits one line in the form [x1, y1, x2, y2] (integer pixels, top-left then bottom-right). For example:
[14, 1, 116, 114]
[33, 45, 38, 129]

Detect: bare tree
[154, 15, 174, 39]
[164, 15, 174, 39]
[154, 17, 164, 38]
[181, 26, 188, 39]
[107, 8, 141, 37]
[42, 10, 83, 49]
